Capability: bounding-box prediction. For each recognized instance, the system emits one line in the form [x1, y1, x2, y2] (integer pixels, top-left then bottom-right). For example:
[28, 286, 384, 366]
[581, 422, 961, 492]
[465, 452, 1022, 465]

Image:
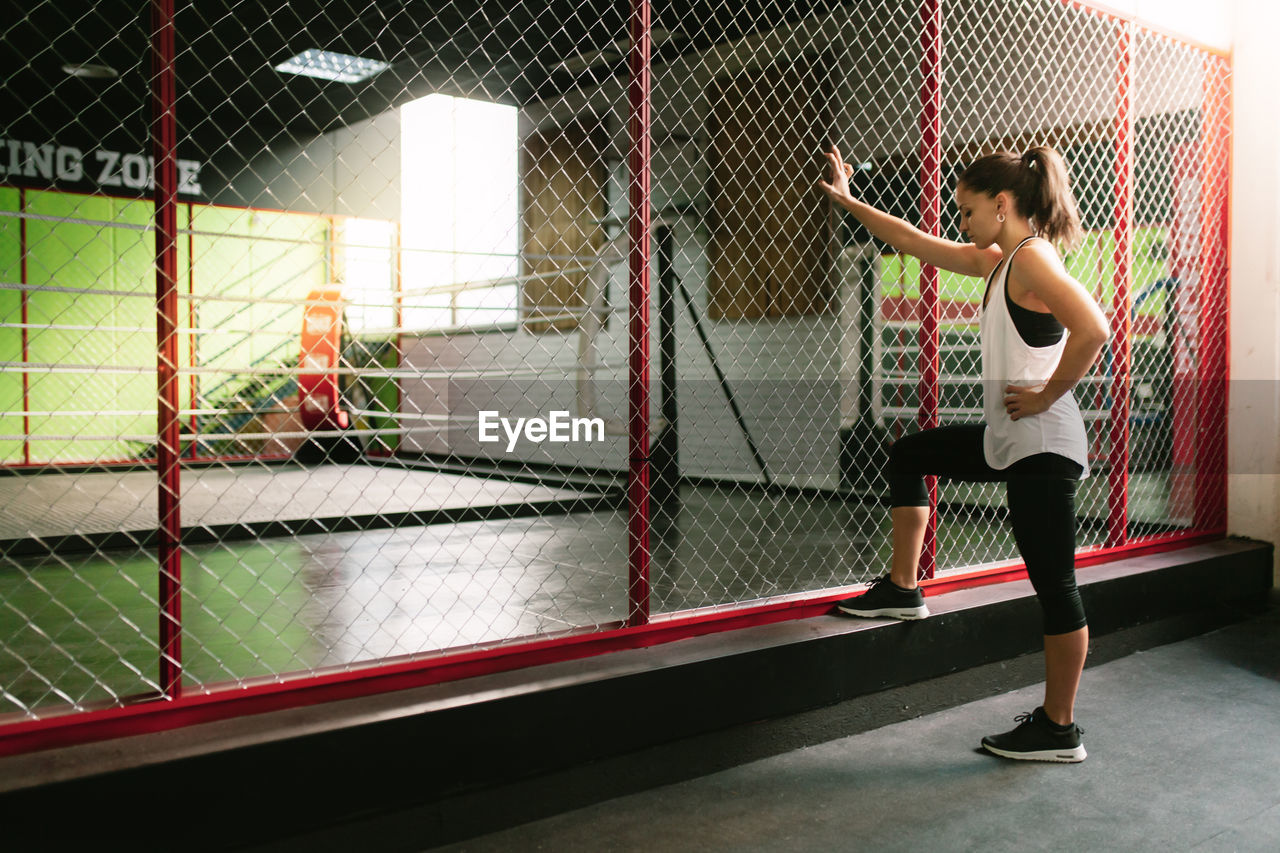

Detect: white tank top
[979, 237, 1090, 477]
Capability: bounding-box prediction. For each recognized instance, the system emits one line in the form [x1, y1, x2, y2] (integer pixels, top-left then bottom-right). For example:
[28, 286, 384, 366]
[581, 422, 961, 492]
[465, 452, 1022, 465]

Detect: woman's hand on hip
[1004, 384, 1051, 421]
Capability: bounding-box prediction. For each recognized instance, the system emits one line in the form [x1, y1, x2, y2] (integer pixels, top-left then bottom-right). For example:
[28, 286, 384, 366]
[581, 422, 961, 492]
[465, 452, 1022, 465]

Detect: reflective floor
[1, 486, 881, 713]
[0, 472, 1188, 717]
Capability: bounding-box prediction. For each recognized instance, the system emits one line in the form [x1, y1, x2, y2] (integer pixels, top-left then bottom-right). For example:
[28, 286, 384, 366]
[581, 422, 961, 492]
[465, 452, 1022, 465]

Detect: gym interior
[0, 1, 1276, 849]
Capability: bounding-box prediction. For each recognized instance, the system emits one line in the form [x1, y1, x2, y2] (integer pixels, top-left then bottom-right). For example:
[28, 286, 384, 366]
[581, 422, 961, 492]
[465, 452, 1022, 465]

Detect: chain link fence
[0, 1, 1230, 728]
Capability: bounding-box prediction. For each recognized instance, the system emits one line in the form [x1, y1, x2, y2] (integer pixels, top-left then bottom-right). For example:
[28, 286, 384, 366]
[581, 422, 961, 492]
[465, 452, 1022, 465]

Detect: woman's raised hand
[816, 144, 856, 206]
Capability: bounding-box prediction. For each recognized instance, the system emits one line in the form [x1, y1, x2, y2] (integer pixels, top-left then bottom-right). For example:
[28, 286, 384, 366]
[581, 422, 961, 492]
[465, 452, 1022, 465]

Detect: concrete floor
[429, 601, 1280, 853]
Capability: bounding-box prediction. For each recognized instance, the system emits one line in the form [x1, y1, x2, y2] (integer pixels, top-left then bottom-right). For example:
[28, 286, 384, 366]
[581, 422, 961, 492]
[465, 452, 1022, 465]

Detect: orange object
[298, 288, 348, 431]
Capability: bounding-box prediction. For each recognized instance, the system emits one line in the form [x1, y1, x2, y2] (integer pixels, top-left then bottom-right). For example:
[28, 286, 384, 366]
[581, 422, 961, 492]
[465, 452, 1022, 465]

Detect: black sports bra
[982, 237, 1064, 348]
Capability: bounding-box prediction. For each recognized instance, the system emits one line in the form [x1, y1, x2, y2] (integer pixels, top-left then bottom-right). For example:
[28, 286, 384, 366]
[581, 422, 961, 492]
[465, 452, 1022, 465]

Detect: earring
[997, 213, 1005, 223]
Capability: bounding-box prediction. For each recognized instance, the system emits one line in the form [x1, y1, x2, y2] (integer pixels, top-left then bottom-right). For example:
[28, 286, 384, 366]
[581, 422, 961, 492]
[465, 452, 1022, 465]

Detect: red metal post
[627, 0, 652, 626]
[1107, 22, 1134, 548]
[1195, 56, 1230, 531]
[152, 0, 182, 697]
[917, 0, 942, 580]
[19, 189, 29, 467]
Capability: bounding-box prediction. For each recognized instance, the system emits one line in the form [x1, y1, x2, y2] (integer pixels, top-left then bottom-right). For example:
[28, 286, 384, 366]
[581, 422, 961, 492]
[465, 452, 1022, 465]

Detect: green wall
[188, 205, 328, 450]
[1, 190, 329, 464]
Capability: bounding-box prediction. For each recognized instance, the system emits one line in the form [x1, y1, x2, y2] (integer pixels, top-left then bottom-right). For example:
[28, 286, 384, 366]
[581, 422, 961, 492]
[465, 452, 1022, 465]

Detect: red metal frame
[1195, 56, 1230, 531]
[1106, 22, 1134, 548]
[627, 0, 652, 628]
[1059, 0, 1230, 58]
[917, 0, 942, 580]
[1217, 55, 1233, 526]
[151, 0, 182, 699]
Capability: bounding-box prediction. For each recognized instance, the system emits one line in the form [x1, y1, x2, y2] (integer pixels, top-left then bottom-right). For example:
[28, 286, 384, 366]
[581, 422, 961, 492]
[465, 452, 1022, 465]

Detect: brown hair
[958, 146, 1083, 252]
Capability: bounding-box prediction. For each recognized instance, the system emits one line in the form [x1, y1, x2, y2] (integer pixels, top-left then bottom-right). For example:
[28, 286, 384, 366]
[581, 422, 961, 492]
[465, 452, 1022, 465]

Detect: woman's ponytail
[958, 145, 1084, 253]
[1019, 146, 1083, 253]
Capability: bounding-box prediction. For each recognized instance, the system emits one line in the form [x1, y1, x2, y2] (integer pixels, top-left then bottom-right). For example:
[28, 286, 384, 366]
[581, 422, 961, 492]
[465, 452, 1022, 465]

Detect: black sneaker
[981, 707, 1087, 763]
[836, 575, 929, 620]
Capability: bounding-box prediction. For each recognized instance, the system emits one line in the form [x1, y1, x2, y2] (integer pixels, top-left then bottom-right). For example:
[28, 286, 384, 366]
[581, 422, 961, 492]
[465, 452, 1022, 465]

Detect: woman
[816, 144, 1110, 762]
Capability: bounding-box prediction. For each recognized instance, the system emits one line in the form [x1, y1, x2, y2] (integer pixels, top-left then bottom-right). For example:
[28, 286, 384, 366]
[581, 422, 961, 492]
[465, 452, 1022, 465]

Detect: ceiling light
[62, 63, 119, 80]
[274, 49, 388, 84]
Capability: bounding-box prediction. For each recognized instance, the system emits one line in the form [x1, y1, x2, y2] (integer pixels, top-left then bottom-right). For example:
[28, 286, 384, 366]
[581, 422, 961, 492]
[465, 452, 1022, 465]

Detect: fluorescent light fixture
[274, 49, 388, 83]
[62, 63, 119, 80]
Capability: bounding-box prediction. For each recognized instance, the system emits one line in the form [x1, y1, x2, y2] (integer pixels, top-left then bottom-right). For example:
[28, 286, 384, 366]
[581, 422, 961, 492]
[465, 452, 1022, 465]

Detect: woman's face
[954, 183, 1002, 248]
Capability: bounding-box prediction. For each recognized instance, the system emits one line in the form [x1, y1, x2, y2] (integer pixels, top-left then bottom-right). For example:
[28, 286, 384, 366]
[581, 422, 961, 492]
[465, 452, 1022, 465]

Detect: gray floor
[434, 603, 1280, 853]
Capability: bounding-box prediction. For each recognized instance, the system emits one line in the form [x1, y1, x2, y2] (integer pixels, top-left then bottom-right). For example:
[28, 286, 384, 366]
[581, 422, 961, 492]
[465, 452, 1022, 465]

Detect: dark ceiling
[1, 1, 841, 168]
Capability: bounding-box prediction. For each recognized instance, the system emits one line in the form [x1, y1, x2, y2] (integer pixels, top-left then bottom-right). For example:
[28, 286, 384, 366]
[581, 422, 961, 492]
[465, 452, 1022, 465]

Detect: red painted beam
[1196, 56, 1231, 531]
[917, 0, 942, 580]
[1107, 23, 1135, 548]
[151, 0, 182, 698]
[627, 0, 652, 627]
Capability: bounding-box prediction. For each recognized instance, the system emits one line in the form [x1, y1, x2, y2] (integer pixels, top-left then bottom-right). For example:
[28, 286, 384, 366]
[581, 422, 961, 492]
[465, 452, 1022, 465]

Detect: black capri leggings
[888, 423, 1087, 636]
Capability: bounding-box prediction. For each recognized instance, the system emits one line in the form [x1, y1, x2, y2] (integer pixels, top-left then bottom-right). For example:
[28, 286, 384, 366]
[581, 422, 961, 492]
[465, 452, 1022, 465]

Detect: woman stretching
[816, 144, 1109, 762]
